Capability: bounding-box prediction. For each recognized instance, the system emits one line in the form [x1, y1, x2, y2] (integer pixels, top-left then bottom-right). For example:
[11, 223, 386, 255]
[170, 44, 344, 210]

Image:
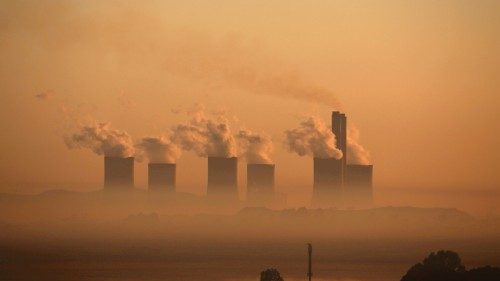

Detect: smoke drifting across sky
[135, 136, 181, 164]
[284, 116, 343, 159]
[347, 126, 371, 165]
[4, 1, 341, 108]
[237, 129, 273, 164]
[64, 122, 135, 158]
[18, 1, 369, 164]
[170, 108, 237, 158]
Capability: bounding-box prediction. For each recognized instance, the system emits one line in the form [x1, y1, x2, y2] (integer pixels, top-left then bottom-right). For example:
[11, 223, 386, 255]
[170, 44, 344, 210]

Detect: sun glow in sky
[1, 0, 499, 201]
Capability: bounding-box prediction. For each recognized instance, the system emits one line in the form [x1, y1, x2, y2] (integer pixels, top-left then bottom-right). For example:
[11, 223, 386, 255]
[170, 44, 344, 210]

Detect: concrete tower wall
[247, 164, 275, 202]
[345, 164, 373, 207]
[148, 163, 176, 191]
[312, 157, 343, 207]
[207, 157, 238, 199]
[104, 157, 134, 189]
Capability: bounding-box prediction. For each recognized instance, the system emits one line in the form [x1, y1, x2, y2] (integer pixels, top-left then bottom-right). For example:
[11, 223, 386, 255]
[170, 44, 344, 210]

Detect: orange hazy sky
[0, 0, 499, 195]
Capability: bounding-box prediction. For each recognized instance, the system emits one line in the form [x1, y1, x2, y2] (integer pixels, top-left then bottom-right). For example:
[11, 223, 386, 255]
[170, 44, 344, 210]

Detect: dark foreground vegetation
[401, 250, 500, 281]
[260, 251, 500, 281]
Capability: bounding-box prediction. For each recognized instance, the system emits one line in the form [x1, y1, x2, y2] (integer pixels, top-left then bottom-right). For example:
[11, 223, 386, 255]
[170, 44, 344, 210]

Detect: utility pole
[308, 243, 312, 281]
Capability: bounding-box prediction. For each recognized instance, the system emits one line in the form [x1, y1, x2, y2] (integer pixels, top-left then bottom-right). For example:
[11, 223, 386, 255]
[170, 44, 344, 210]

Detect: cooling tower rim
[313, 156, 343, 160]
[104, 156, 135, 160]
[347, 164, 373, 167]
[207, 156, 238, 159]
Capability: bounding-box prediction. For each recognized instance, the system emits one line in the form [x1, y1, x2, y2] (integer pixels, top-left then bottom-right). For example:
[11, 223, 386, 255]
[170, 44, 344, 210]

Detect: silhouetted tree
[465, 266, 500, 281]
[260, 268, 284, 281]
[401, 250, 500, 281]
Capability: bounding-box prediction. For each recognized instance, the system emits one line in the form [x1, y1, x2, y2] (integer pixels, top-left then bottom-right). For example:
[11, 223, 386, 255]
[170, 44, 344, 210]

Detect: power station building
[247, 163, 275, 206]
[104, 156, 134, 189]
[311, 111, 374, 208]
[207, 157, 238, 201]
[148, 163, 176, 191]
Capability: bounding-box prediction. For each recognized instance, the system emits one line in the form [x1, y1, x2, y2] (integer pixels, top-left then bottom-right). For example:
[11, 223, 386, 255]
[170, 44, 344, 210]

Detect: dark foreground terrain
[1, 190, 500, 281]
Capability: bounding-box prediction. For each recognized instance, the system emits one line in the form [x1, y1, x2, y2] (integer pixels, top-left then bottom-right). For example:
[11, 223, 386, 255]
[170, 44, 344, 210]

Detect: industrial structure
[97, 110, 372, 209]
[308, 243, 313, 281]
[104, 156, 134, 189]
[345, 164, 373, 207]
[312, 157, 344, 207]
[207, 157, 238, 200]
[247, 163, 275, 206]
[332, 111, 347, 173]
[311, 111, 374, 208]
[148, 163, 176, 191]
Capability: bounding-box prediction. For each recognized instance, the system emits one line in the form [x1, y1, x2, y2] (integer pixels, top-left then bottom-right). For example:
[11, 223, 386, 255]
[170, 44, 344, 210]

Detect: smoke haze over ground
[1, 1, 500, 280]
[0, 190, 499, 281]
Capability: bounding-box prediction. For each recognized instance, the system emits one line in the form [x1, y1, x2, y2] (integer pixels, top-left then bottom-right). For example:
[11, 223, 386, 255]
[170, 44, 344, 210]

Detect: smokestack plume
[135, 136, 181, 163]
[148, 163, 176, 191]
[104, 156, 134, 189]
[237, 129, 273, 164]
[64, 122, 134, 157]
[347, 126, 371, 165]
[284, 116, 343, 159]
[171, 109, 237, 158]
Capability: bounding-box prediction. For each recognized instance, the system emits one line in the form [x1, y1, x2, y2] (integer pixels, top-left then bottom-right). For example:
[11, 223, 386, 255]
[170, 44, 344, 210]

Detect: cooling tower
[207, 157, 238, 200]
[247, 163, 275, 205]
[104, 156, 134, 189]
[345, 164, 373, 208]
[148, 163, 176, 191]
[312, 157, 343, 207]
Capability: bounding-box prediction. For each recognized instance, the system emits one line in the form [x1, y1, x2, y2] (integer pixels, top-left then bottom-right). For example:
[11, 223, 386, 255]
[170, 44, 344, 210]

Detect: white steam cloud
[135, 136, 181, 163]
[237, 129, 273, 164]
[170, 109, 237, 158]
[284, 116, 343, 159]
[347, 126, 371, 165]
[64, 122, 135, 158]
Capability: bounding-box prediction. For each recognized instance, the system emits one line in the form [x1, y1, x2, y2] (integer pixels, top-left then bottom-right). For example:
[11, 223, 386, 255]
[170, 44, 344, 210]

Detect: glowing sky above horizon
[1, 0, 499, 196]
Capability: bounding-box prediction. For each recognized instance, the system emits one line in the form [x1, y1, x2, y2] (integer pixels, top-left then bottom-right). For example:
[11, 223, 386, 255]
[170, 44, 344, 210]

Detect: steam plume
[135, 136, 181, 163]
[347, 126, 371, 165]
[64, 122, 134, 157]
[284, 116, 343, 159]
[237, 129, 273, 164]
[170, 109, 237, 157]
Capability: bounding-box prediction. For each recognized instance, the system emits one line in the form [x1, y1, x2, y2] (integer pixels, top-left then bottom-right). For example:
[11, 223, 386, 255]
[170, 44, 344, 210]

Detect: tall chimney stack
[332, 111, 347, 177]
[148, 163, 176, 191]
[207, 157, 238, 201]
[247, 163, 275, 206]
[104, 156, 134, 189]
